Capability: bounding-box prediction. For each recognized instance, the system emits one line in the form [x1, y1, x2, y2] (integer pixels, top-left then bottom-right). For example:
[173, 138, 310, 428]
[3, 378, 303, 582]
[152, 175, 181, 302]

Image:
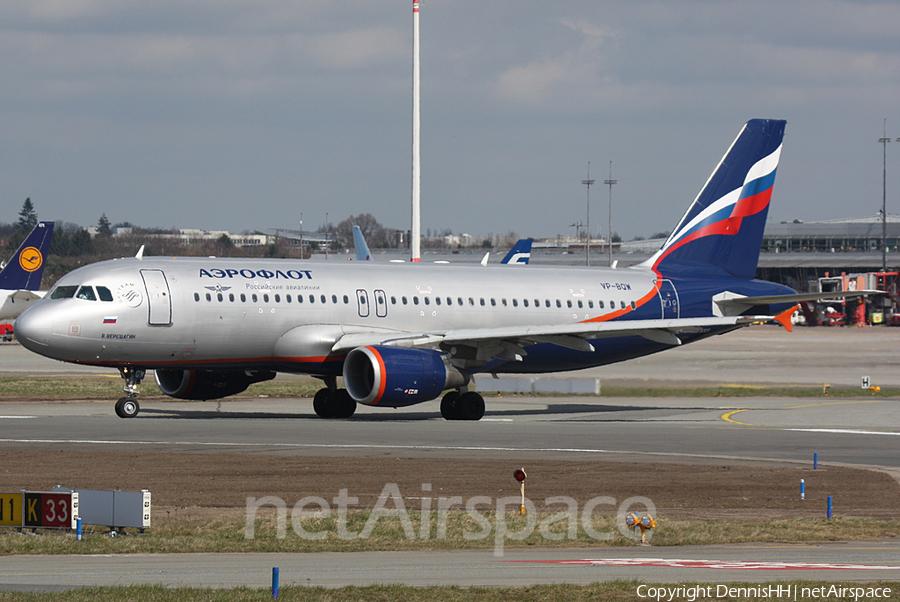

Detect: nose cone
[14, 303, 53, 356]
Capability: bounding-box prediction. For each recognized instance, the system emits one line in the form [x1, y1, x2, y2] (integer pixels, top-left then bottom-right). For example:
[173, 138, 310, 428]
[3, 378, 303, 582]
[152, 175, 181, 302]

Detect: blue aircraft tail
[642, 119, 786, 279]
[501, 238, 533, 264]
[0, 222, 54, 290]
[352, 225, 372, 261]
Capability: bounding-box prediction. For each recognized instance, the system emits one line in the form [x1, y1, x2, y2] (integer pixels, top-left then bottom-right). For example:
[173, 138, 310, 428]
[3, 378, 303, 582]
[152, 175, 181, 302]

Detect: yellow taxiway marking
[720, 409, 753, 426]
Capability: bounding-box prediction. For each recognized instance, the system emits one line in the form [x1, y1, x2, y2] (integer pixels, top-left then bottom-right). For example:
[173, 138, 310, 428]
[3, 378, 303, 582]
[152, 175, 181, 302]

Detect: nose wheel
[115, 396, 140, 418]
[115, 367, 146, 418]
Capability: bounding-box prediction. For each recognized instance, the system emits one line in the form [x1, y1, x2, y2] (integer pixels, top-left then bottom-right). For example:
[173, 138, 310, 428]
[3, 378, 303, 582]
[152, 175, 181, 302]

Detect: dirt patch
[3, 450, 898, 520]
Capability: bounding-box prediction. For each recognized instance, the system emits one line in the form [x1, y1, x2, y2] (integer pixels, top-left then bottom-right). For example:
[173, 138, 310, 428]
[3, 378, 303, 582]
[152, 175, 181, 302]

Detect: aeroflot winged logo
[19, 247, 42, 272]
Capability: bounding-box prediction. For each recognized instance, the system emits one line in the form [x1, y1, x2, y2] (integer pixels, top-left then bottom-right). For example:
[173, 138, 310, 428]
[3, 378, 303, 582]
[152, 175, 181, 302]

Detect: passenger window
[297, 295, 303, 303]
[468, 297, 474, 306]
[287, 295, 292, 303]
[206, 293, 212, 302]
[490, 298, 496, 306]
[229, 293, 235, 302]
[263, 294, 269, 303]
[630, 301, 636, 309]
[502, 299, 507, 307]
[556, 300, 561, 308]
[344, 295, 350, 304]
[320, 295, 326, 303]
[480, 298, 485, 306]
[567, 300, 572, 308]
[523, 299, 529, 307]
[241, 294, 247, 302]
[424, 297, 430, 305]
[599, 300, 604, 309]
[332, 295, 337, 304]
[545, 300, 550, 308]
[252, 294, 258, 303]
[194, 293, 200, 302]
[534, 299, 539, 307]
[457, 298, 463, 306]
[512, 299, 518, 307]
[588, 301, 594, 309]
[436, 297, 442, 305]
[620, 301, 626, 309]
[578, 300, 583, 308]
[97, 286, 114, 302]
[275, 294, 281, 303]
[402, 297, 408, 305]
[217, 293, 223, 302]
[309, 295, 315, 303]
[447, 297, 452, 306]
[413, 297, 419, 305]
[50, 285, 78, 299]
[76, 286, 96, 301]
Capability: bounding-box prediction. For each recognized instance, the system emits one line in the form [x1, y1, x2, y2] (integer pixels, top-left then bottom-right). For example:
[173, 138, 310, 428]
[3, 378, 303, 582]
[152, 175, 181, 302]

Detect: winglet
[773, 304, 799, 332]
[135, 245, 145, 259]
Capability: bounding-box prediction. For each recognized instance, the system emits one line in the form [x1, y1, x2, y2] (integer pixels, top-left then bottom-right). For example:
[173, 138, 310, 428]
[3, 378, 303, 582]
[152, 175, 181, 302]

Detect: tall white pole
[410, 0, 421, 262]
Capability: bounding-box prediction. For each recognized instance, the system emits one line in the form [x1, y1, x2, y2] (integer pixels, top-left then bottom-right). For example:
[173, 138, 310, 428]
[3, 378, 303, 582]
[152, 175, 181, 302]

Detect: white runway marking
[785, 428, 900, 436]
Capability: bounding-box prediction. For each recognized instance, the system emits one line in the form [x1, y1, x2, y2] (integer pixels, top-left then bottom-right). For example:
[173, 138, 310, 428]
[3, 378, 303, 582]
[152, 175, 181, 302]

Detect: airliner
[0, 222, 54, 322]
[18, 120, 810, 420]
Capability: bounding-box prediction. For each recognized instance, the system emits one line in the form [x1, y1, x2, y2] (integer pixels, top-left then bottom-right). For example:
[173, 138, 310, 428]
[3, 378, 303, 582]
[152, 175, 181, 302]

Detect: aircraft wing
[331, 313, 785, 361]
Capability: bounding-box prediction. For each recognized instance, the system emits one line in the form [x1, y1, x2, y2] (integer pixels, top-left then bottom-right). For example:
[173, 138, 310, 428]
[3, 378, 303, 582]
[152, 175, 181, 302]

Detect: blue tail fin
[501, 238, 533, 264]
[0, 222, 54, 290]
[643, 119, 786, 279]
[352, 225, 372, 261]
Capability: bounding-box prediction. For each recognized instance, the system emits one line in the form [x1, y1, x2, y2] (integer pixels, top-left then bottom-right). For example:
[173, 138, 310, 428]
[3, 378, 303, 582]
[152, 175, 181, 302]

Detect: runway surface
[2, 544, 900, 589]
[2, 327, 900, 590]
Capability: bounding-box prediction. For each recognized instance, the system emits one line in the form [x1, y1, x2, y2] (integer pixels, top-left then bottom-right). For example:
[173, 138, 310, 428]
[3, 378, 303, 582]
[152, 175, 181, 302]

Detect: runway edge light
[513, 468, 527, 515]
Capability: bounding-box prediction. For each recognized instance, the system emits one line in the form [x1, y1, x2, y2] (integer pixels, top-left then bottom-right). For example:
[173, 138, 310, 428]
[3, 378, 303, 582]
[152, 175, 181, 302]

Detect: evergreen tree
[97, 213, 112, 237]
[17, 198, 37, 233]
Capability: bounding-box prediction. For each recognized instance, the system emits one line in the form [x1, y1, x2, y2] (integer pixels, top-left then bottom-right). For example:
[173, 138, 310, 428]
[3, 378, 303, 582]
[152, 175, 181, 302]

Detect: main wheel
[115, 397, 140, 418]
[440, 391, 460, 420]
[313, 388, 335, 418]
[456, 391, 485, 421]
[333, 389, 357, 419]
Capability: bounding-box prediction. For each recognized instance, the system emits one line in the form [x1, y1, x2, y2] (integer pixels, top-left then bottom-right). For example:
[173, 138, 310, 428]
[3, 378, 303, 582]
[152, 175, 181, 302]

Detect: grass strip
[2, 513, 900, 556]
[1, 376, 897, 402]
[2, 581, 900, 602]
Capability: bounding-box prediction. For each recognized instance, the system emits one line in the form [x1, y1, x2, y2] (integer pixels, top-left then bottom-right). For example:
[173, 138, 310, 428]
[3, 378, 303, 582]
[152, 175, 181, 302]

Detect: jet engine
[154, 369, 276, 400]
[342, 346, 467, 407]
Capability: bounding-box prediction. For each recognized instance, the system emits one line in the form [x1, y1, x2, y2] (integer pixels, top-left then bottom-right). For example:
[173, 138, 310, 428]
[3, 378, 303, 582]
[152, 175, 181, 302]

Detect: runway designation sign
[24, 492, 78, 529]
[0, 492, 78, 529]
[0, 493, 23, 527]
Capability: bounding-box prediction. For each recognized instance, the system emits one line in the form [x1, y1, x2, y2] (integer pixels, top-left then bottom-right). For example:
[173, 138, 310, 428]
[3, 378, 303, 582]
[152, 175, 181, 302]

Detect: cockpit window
[49, 285, 78, 299]
[76, 286, 97, 301]
[96, 286, 114, 302]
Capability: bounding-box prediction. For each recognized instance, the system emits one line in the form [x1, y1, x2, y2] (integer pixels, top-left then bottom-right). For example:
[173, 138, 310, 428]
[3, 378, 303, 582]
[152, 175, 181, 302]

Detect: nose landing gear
[115, 367, 145, 418]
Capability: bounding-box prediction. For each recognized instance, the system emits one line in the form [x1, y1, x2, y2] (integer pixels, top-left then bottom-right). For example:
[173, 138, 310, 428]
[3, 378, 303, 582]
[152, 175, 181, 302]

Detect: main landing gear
[115, 367, 145, 418]
[440, 390, 485, 421]
[313, 377, 356, 419]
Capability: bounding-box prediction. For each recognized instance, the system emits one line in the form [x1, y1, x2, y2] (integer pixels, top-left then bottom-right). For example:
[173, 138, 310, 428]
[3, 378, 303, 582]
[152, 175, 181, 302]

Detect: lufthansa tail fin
[642, 119, 786, 279]
[501, 238, 533, 265]
[0, 221, 54, 290]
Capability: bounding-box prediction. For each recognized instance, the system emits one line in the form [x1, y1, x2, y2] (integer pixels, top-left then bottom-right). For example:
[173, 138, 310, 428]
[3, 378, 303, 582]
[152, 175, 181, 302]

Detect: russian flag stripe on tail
[642, 119, 786, 279]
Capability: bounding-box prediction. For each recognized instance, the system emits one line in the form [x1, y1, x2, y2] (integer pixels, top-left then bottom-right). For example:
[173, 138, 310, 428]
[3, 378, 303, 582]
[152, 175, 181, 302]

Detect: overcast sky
[2, 0, 900, 241]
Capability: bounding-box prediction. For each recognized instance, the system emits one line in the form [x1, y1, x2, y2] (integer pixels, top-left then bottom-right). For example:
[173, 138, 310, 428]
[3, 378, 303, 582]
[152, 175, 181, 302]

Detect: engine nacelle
[343, 346, 468, 407]
[154, 369, 276, 400]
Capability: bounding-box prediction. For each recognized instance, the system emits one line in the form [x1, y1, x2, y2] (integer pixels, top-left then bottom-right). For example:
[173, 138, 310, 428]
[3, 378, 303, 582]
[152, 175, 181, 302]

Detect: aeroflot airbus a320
[18, 119, 804, 420]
